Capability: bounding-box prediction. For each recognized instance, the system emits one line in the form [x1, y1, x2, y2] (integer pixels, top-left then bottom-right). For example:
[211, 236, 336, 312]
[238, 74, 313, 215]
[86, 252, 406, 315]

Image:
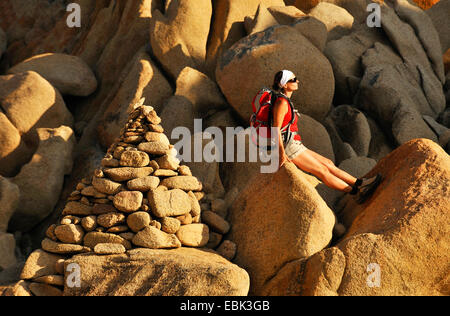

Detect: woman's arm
[272, 98, 290, 167]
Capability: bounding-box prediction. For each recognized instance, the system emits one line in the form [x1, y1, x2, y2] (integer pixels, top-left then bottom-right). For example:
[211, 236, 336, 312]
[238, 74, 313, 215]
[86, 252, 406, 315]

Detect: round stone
[216, 240, 237, 261]
[97, 212, 126, 228]
[127, 176, 160, 192]
[113, 191, 143, 213]
[161, 217, 181, 234]
[94, 243, 126, 255]
[54, 224, 85, 244]
[127, 212, 151, 233]
[120, 150, 150, 167]
[176, 224, 209, 247]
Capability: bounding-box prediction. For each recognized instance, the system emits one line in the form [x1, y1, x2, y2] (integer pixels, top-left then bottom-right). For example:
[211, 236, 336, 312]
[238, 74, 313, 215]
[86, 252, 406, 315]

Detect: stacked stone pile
[5, 100, 236, 296]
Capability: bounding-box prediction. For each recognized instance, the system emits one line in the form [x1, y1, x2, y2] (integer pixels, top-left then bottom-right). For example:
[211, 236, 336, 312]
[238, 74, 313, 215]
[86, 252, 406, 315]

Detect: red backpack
[250, 87, 295, 149]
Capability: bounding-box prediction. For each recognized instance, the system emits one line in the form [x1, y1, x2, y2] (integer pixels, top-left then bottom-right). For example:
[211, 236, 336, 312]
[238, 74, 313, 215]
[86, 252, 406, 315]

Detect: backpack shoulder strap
[272, 93, 295, 127]
[267, 90, 276, 128]
[268, 91, 287, 128]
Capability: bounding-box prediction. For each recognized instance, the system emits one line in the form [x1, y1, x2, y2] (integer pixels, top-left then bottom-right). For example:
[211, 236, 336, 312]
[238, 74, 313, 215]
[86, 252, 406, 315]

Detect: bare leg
[290, 151, 354, 193]
[306, 150, 357, 186]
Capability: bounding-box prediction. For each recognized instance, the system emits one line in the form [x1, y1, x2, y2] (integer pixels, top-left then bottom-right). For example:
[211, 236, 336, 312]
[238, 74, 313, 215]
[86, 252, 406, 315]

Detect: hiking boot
[354, 174, 383, 204]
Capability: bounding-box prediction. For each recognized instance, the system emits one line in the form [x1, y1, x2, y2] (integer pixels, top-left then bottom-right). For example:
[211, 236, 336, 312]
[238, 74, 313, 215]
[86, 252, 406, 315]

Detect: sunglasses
[288, 77, 298, 83]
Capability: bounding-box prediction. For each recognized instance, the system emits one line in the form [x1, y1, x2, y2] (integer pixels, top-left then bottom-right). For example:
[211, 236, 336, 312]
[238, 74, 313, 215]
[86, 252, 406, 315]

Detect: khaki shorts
[284, 137, 308, 159]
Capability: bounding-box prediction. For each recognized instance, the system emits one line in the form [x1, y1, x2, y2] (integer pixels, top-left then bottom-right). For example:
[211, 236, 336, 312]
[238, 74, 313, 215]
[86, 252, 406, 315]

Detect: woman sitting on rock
[271, 70, 381, 203]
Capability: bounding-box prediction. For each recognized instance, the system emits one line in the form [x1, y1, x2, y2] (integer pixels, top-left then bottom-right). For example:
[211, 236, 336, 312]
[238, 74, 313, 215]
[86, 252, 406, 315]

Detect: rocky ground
[0, 0, 449, 296]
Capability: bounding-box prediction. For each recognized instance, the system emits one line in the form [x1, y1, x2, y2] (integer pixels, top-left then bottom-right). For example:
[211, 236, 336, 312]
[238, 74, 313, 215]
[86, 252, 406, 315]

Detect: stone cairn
[6, 99, 236, 296]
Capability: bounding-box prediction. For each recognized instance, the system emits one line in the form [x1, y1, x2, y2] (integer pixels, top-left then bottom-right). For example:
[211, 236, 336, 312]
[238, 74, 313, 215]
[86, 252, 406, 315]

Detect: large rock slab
[330, 139, 449, 295]
[261, 138, 450, 296]
[64, 248, 250, 296]
[216, 24, 334, 122]
[7, 53, 98, 96]
[228, 162, 336, 295]
[9, 126, 75, 232]
[0, 71, 73, 149]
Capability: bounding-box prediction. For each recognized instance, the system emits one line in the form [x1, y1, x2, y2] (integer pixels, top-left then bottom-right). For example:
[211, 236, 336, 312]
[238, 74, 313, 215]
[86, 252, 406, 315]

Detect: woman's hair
[272, 71, 284, 92]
